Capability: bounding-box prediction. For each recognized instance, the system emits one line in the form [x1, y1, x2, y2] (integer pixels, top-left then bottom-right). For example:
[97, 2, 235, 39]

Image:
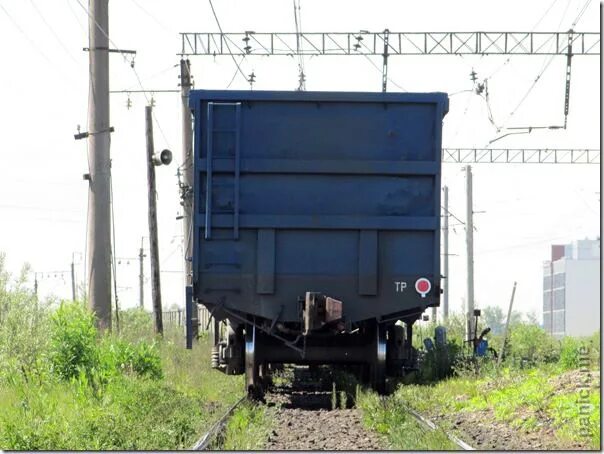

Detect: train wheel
[245, 324, 263, 399]
[371, 322, 387, 394]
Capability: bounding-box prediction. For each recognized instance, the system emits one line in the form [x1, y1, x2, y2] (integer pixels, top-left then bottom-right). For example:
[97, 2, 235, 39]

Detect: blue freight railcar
[186, 90, 448, 395]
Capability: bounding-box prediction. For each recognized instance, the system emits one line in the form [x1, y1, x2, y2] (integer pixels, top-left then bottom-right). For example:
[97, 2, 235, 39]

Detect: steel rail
[405, 406, 475, 450]
[190, 395, 247, 450]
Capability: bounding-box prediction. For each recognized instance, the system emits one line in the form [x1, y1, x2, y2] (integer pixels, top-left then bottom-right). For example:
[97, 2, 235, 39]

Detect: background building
[542, 238, 600, 338]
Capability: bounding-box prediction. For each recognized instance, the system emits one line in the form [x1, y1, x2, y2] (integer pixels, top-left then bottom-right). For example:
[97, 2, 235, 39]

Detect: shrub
[118, 308, 155, 343]
[417, 340, 463, 383]
[0, 258, 51, 384]
[49, 301, 98, 381]
[506, 322, 558, 367]
[559, 336, 582, 370]
[98, 337, 163, 380]
[130, 341, 163, 379]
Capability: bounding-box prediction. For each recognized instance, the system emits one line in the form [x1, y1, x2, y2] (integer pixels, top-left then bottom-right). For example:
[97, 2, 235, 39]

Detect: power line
[293, 0, 306, 90]
[441, 206, 465, 227]
[357, 37, 407, 91]
[128, 0, 173, 35]
[66, 0, 88, 35]
[75, 0, 172, 150]
[449, 91, 474, 141]
[75, 0, 134, 64]
[29, 0, 79, 65]
[227, 56, 247, 89]
[207, 0, 248, 82]
[571, 0, 592, 28]
[484, 0, 561, 81]
[487, 0, 588, 141]
[0, 3, 69, 78]
[122, 63, 179, 91]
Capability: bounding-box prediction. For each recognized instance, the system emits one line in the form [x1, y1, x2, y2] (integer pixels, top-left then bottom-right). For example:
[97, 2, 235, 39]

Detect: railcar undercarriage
[204, 292, 423, 397]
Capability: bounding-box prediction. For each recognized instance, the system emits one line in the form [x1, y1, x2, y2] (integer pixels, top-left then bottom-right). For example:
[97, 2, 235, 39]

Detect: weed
[0, 255, 244, 450]
[548, 391, 600, 448]
[49, 301, 98, 381]
[220, 402, 273, 450]
[357, 390, 457, 450]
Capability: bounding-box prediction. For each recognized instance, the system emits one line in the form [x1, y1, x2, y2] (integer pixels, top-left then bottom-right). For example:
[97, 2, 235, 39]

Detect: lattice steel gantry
[180, 31, 599, 56]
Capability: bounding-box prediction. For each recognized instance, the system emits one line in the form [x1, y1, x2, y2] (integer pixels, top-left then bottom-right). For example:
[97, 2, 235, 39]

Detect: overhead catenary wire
[128, 0, 173, 36]
[293, 0, 306, 90]
[486, 0, 587, 144]
[66, 0, 88, 35]
[29, 0, 80, 65]
[449, 92, 474, 141]
[357, 38, 406, 91]
[227, 56, 247, 89]
[501, 0, 572, 124]
[484, 0, 561, 82]
[570, 0, 592, 28]
[122, 63, 179, 92]
[477, 0, 582, 144]
[441, 205, 465, 227]
[207, 0, 248, 83]
[0, 3, 74, 82]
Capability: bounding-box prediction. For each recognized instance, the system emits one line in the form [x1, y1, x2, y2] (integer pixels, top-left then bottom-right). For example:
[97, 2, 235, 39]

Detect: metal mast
[442, 185, 449, 321]
[87, 0, 112, 330]
[465, 166, 475, 341]
[381, 29, 390, 92]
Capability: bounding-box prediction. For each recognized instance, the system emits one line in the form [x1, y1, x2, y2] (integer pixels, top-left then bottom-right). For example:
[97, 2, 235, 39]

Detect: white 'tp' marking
[394, 281, 407, 292]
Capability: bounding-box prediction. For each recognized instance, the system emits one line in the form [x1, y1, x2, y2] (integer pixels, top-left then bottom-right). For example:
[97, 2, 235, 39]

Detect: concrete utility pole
[465, 166, 475, 342]
[145, 105, 163, 336]
[179, 58, 198, 339]
[498, 281, 517, 367]
[87, 0, 112, 330]
[139, 237, 145, 309]
[71, 253, 77, 302]
[442, 185, 449, 321]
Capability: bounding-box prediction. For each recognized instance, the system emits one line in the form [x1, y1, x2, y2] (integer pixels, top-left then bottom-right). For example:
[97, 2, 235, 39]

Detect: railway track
[189, 366, 475, 450]
[190, 396, 247, 450]
[404, 405, 475, 450]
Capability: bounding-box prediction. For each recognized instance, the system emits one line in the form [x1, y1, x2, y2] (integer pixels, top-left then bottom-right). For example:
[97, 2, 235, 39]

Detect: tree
[482, 305, 505, 335]
[480, 305, 525, 334]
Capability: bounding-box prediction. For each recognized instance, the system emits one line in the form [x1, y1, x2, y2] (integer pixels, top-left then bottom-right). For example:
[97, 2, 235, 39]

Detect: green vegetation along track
[190, 396, 247, 450]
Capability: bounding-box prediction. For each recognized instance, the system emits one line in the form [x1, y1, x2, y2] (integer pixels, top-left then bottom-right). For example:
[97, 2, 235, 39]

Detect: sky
[0, 0, 600, 322]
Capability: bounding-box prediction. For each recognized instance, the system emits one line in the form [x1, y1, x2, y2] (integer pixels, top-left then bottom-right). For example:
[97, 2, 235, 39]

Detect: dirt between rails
[263, 389, 384, 450]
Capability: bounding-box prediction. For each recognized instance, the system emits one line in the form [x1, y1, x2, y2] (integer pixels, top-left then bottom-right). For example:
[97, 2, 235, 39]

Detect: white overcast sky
[0, 0, 600, 321]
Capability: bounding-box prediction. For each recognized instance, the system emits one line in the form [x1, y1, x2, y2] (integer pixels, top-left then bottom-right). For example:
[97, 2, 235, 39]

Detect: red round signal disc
[415, 278, 431, 296]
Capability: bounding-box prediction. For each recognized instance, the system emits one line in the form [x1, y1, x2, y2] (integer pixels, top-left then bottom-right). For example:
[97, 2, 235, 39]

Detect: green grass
[549, 391, 600, 447]
[0, 257, 245, 450]
[395, 365, 600, 449]
[0, 330, 244, 450]
[356, 391, 459, 450]
[219, 401, 274, 450]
